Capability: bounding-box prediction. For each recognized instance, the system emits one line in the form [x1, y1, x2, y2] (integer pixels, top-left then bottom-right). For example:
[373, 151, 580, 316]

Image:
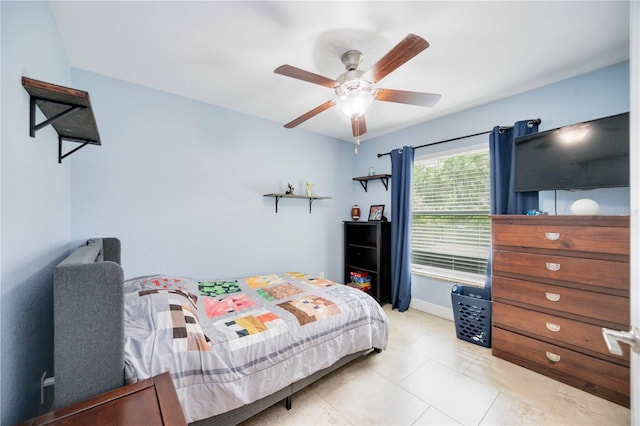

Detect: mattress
[122, 272, 389, 423]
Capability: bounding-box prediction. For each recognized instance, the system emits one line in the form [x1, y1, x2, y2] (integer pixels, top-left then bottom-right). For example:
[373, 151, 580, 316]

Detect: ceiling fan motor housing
[340, 50, 363, 71]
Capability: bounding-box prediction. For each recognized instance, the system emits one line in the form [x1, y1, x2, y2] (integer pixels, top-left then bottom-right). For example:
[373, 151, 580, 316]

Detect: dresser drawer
[492, 250, 629, 293]
[492, 302, 630, 364]
[491, 276, 629, 326]
[492, 328, 630, 407]
[491, 221, 629, 256]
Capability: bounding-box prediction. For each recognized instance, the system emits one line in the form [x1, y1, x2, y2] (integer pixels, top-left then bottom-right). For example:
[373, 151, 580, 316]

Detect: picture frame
[368, 204, 385, 221]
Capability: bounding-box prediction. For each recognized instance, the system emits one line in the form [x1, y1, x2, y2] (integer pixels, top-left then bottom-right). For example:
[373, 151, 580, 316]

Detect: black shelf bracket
[58, 136, 92, 164]
[377, 176, 390, 191]
[29, 96, 85, 137]
[274, 195, 282, 213]
[29, 96, 97, 163]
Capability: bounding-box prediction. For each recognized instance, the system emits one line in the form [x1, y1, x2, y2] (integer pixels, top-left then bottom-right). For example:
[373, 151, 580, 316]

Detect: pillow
[124, 275, 198, 294]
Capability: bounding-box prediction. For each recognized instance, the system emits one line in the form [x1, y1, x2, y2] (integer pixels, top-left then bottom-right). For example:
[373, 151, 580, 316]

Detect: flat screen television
[514, 112, 629, 192]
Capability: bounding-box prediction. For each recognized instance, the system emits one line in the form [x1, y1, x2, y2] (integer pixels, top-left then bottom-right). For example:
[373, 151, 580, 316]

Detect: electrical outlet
[40, 371, 55, 406]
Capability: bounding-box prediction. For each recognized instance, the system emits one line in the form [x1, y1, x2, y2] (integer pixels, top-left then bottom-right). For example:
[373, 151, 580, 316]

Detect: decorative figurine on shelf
[285, 182, 294, 195]
[351, 205, 361, 221]
[305, 181, 315, 196]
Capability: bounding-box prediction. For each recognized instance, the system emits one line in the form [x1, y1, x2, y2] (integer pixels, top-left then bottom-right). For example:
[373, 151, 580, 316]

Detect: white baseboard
[409, 298, 454, 321]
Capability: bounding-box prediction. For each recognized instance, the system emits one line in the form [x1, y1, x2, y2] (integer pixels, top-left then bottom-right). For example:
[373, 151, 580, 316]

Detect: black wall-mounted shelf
[353, 174, 391, 192]
[22, 76, 101, 163]
[264, 193, 332, 213]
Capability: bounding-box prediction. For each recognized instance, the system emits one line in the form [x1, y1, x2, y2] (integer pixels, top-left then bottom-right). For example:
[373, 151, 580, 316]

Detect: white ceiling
[49, 1, 630, 143]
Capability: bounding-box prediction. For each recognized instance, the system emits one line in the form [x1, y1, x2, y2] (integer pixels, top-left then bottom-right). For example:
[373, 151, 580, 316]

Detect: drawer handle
[545, 262, 561, 271]
[546, 322, 561, 332]
[545, 232, 560, 241]
[545, 292, 561, 302]
[546, 351, 561, 362]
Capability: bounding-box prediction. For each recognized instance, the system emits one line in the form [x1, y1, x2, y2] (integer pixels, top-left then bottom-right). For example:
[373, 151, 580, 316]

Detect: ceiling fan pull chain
[354, 117, 361, 155]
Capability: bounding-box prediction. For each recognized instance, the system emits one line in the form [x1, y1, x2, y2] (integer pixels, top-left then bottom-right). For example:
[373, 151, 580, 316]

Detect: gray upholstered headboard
[53, 238, 125, 408]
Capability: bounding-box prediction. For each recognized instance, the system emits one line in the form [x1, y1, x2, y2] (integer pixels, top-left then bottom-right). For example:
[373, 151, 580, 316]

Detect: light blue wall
[1, 2, 74, 425]
[349, 61, 630, 310]
[69, 70, 354, 282]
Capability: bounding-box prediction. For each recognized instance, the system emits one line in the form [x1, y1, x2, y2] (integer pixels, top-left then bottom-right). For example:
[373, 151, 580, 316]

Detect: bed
[53, 238, 389, 424]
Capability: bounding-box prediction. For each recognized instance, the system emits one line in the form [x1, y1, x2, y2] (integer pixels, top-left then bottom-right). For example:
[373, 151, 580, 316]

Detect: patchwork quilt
[123, 272, 389, 423]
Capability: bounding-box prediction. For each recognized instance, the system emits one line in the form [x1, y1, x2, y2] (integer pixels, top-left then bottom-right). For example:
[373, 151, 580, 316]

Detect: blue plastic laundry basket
[451, 284, 491, 348]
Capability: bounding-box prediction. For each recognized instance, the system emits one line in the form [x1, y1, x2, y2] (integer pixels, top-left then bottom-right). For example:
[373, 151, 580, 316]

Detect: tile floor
[241, 304, 631, 425]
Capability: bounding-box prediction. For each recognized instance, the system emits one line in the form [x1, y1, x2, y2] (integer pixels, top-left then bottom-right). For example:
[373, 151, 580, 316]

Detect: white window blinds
[412, 146, 490, 283]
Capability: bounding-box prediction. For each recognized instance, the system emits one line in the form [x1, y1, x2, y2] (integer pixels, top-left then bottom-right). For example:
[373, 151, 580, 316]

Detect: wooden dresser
[490, 215, 630, 407]
[18, 372, 186, 425]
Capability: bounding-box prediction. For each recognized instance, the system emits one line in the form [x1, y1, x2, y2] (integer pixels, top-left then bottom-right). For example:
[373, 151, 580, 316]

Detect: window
[412, 145, 490, 284]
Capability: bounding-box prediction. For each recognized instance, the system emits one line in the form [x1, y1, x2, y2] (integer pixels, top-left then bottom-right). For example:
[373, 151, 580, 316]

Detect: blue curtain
[485, 119, 539, 288]
[489, 120, 539, 215]
[390, 146, 414, 312]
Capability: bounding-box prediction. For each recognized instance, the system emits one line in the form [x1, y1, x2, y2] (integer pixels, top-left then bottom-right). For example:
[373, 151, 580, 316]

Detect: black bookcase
[343, 221, 391, 305]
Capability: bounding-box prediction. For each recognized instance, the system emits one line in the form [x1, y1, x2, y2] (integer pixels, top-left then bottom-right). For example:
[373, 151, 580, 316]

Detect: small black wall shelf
[352, 174, 391, 192]
[264, 193, 332, 213]
[22, 76, 101, 163]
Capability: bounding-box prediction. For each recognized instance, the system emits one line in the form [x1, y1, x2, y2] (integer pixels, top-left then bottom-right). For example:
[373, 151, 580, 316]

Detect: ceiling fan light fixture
[336, 90, 374, 117]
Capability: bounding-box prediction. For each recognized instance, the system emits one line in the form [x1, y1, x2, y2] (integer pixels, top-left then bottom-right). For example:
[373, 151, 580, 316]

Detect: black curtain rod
[377, 118, 541, 158]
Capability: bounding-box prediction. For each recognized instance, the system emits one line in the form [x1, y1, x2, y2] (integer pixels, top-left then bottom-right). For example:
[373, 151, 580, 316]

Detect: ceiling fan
[274, 33, 441, 150]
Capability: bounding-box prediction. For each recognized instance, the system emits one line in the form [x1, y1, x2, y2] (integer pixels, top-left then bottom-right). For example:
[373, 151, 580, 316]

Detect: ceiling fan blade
[362, 34, 429, 84]
[375, 88, 441, 107]
[351, 114, 367, 137]
[284, 100, 336, 128]
[274, 65, 338, 89]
